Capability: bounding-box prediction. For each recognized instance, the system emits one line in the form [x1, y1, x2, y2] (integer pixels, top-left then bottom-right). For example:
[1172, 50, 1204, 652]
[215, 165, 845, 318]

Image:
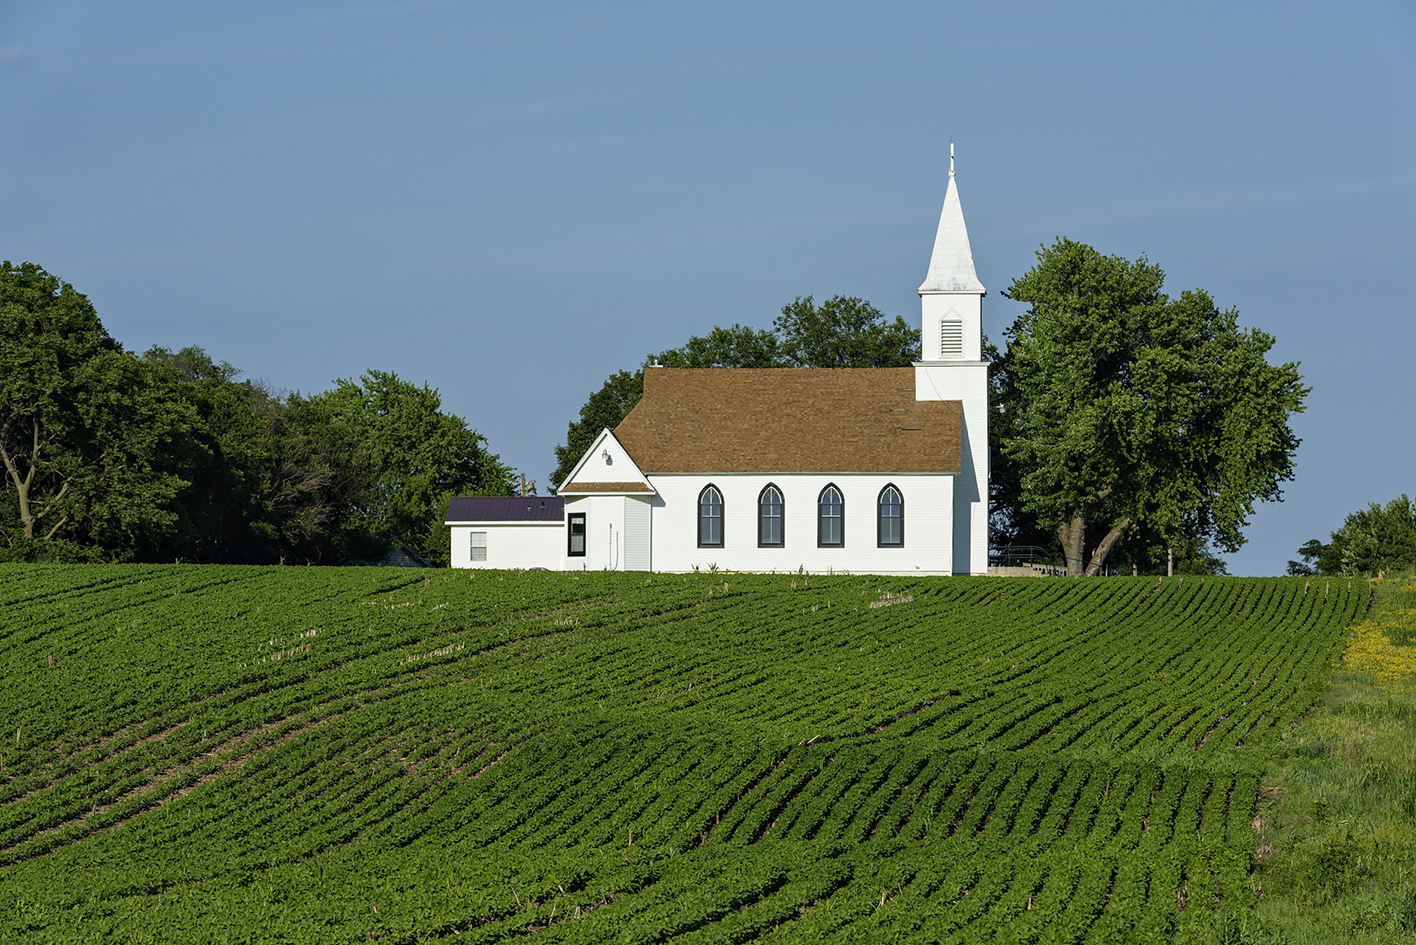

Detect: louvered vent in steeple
[941, 319, 963, 358]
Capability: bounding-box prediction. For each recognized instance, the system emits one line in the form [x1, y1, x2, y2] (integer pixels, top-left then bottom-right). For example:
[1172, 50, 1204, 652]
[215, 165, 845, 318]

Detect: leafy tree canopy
[549, 296, 919, 488]
[0, 262, 196, 559]
[1288, 495, 1416, 576]
[301, 371, 515, 565]
[773, 295, 919, 368]
[993, 238, 1308, 576]
[141, 346, 287, 564]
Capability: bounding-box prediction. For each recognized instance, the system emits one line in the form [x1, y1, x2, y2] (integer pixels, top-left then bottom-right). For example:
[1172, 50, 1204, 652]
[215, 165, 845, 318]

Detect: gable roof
[613, 368, 961, 474]
[446, 496, 565, 523]
[556, 427, 656, 495]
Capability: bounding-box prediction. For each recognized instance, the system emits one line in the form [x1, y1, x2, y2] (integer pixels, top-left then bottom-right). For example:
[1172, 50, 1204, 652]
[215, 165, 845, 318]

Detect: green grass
[1232, 573, 1416, 944]
[0, 566, 1377, 942]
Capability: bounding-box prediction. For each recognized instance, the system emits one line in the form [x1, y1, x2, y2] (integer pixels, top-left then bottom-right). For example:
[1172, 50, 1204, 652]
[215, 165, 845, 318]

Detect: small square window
[470, 531, 488, 561]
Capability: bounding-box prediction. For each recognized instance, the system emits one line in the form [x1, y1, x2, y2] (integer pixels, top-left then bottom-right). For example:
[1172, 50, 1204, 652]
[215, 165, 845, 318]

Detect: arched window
[698, 484, 723, 548]
[878, 484, 903, 547]
[758, 484, 784, 547]
[818, 484, 844, 547]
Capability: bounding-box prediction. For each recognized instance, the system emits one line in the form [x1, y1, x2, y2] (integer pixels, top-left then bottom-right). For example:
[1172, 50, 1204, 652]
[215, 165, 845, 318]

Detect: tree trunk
[0, 419, 36, 539]
[1084, 518, 1132, 576]
[1057, 513, 1087, 576]
[0, 417, 69, 541]
[1057, 486, 1117, 576]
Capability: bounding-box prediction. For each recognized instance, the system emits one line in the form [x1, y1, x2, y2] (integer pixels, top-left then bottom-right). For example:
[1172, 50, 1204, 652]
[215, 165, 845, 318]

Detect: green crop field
[0, 566, 1368, 943]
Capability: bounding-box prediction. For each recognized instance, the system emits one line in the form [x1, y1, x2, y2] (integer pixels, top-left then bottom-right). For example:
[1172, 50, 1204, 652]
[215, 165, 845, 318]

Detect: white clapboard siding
[449, 523, 565, 570]
[646, 473, 953, 575]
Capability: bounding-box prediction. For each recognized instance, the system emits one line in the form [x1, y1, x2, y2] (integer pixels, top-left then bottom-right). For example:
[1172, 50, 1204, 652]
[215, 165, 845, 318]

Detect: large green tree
[139, 346, 384, 566]
[302, 371, 514, 565]
[141, 346, 286, 563]
[654, 324, 782, 369]
[0, 263, 196, 560]
[994, 238, 1308, 576]
[548, 296, 920, 489]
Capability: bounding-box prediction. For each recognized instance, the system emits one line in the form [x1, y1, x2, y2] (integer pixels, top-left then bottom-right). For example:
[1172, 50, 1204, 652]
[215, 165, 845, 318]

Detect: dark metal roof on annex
[445, 496, 565, 523]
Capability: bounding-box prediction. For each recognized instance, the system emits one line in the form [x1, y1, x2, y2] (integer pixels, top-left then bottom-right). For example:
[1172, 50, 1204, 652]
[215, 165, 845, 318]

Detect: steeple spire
[918, 146, 984, 295]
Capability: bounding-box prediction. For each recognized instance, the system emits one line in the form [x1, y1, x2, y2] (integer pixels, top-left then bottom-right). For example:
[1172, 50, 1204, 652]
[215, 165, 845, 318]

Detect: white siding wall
[566, 495, 634, 571]
[624, 496, 652, 571]
[915, 362, 989, 575]
[647, 474, 953, 574]
[448, 523, 566, 570]
[921, 292, 983, 362]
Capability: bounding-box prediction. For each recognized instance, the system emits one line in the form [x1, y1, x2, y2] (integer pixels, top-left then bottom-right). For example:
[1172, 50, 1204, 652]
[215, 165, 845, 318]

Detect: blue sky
[3, 0, 1413, 574]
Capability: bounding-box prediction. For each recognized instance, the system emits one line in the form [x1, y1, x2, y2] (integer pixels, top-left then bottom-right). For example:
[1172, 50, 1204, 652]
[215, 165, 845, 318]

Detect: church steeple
[918, 143, 986, 295]
[912, 144, 991, 575]
[917, 144, 986, 363]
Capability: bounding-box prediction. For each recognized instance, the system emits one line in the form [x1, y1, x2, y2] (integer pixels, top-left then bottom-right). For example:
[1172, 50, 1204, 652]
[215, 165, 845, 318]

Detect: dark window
[698, 485, 724, 547]
[568, 512, 586, 556]
[818, 484, 844, 547]
[878, 485, 903, 547]
[758, 484, 784, 547]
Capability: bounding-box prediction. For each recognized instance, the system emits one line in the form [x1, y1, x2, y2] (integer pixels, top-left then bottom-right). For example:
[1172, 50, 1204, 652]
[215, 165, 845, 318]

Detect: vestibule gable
[558, 427, 655, 495]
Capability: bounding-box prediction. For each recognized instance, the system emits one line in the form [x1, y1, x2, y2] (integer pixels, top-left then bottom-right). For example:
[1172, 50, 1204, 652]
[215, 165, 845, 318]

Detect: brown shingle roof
[613, 368, 961, 474]
[558, 482, 653, 493]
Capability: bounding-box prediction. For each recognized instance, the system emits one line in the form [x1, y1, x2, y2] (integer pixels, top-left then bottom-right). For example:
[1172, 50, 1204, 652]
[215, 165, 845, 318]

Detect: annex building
[447, 151, 990, 575]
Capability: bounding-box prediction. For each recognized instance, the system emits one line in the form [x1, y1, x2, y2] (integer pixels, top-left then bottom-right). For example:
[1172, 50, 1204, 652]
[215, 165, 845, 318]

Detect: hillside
[0, 567, 1368, 942]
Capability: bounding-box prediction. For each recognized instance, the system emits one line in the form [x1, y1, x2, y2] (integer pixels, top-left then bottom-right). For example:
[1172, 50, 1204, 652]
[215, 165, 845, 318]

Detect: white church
[447, 151, 990, 575]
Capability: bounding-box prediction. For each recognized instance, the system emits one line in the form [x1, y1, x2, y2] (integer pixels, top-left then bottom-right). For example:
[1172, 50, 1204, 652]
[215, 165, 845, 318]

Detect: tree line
[9, 237, 1337, 577]
[553, 239, 1312, 577]
[0, 262, 513, 566]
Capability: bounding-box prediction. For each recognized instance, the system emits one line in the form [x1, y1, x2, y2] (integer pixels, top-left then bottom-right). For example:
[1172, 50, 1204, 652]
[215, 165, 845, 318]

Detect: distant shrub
[1288, 495, 1416, 575]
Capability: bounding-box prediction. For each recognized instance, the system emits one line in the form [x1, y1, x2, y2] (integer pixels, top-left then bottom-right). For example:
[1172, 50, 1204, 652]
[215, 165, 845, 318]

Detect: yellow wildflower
[1341, 576, 1416, 688]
